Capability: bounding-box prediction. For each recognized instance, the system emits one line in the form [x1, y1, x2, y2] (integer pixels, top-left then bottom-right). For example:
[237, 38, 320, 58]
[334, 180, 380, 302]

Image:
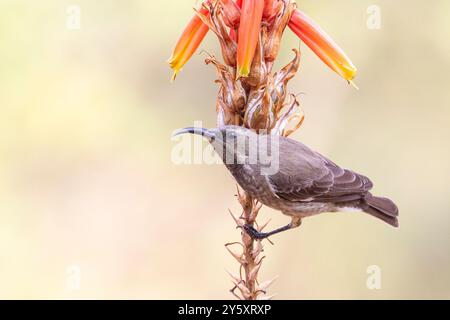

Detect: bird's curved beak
[172, 127, 217, 140]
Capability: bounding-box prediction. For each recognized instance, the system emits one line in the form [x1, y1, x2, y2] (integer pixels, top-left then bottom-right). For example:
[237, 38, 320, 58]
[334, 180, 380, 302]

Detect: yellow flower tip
[237, 66, 251, 79]
[167, 56, 181, 81]
[341, 62, 357, 81]
[167, 53, 177, 65]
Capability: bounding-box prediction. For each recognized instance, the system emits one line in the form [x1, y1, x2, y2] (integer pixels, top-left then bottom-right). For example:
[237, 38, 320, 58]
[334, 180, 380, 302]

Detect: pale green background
[0, 0, 449, 299]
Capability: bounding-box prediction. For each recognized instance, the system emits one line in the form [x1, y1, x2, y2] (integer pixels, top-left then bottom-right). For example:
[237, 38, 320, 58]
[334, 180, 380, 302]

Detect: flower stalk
[169, 0, 357, 300]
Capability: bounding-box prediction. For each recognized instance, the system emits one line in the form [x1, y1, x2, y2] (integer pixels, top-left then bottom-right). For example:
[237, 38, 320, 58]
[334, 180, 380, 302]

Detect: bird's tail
[363, 193, 399, 227]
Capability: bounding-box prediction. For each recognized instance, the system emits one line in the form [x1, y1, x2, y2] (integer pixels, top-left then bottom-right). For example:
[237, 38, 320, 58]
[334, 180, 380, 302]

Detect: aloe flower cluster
[169, 0, 356, 133]
[169, 0, 357, 300]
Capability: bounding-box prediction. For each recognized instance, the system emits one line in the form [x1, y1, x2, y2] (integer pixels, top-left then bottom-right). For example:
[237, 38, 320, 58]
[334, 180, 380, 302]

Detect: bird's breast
[227, 164, 272, 199]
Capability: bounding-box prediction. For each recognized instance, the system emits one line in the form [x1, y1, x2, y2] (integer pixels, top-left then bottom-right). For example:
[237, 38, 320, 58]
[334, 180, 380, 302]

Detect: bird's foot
[242, 217, 302, 240]
[243, 225, 270, 240]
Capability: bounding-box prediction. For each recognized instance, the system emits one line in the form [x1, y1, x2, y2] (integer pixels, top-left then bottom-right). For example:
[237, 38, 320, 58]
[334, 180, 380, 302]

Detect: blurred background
[0, 0, 449, 299]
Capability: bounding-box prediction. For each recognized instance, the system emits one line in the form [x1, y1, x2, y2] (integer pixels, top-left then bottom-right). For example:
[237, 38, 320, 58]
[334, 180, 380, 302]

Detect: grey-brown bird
[174, 125, 399, 239]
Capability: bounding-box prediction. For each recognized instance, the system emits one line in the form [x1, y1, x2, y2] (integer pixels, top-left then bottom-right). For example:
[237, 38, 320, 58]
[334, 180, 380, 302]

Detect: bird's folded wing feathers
[267, 139, 373, 203]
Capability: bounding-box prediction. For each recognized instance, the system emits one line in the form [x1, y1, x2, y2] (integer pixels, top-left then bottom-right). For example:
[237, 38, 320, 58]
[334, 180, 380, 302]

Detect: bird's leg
[243, 216, 302, 240]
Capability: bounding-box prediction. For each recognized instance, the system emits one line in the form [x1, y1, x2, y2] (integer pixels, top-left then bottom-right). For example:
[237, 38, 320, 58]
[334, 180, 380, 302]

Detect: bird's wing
[267, 138, 373, 203]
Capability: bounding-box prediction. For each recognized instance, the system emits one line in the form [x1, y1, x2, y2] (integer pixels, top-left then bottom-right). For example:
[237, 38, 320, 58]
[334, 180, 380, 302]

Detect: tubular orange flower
[237, 0, 264, 78]
[168, 3, 210, 81]
[288, 9, 357, 82]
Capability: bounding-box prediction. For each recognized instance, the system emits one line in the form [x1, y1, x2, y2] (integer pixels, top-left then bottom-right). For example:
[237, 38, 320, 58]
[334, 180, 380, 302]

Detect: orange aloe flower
[168, 2, 210, 81]
[169, 1, 357, 84]
[288, 9, 357, 82]
[236, 0, 264, 78]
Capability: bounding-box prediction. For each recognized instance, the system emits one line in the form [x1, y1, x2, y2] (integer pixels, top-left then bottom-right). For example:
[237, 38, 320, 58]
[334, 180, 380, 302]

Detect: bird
[174, 125, 399, 239]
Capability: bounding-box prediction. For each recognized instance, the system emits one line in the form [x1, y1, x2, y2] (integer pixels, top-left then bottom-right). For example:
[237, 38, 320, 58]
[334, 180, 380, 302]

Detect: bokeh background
[0, 0, 449, 299]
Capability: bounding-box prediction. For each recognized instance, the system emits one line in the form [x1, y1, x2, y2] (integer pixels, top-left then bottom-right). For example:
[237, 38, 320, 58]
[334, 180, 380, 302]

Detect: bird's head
[173, 126, 259, 165]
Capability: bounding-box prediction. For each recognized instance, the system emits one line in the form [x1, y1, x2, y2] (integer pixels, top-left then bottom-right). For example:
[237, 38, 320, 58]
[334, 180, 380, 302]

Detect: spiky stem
[202, 0, 303, 300]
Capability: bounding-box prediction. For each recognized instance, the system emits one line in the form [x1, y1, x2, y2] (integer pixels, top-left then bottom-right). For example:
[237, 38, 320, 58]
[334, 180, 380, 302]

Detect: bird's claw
[243, 224, 269, 240]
